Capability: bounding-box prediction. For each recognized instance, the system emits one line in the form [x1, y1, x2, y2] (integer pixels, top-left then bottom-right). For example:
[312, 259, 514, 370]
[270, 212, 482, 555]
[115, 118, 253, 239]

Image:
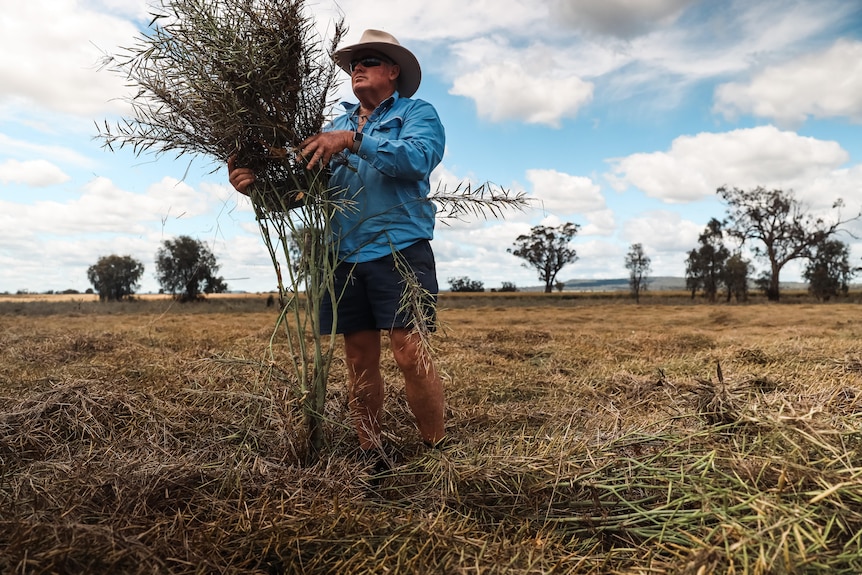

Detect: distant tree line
[80, 186, 860, 305]
[685, 187, 859, 302]
[448, 276, 485, 293]
[86, 235, 227, 302]
[453, 185, 860, 303]
[685, 218, 752, 303]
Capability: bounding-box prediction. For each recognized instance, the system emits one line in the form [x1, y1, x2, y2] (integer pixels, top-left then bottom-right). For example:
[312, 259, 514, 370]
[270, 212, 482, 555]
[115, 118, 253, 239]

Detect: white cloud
[0, 159, 70, 187]
[622, 210, 702, 252]
[446, 36, 596, 127]
[714, 39, 862, 126]
[580, 209, 616, 237]
[440, 0, 855, 128]
[211, 232, 280, 293]
[0, 172, 268, 293]
[606, 126, 849, 203]
[647, 0, 845, 79]
[549, 0, 695, 39]
[0, 1, 142, 120]
[0, 230, 155, 293]
[526, 169, 606, 214]
[329, 0, 543, 43]
[450, 62, 593, 127]
[563, 239, 627, 279]
[0, 176, 211, 238]
[0, 133, 97, 169]
[589, 0, 857, 112]
[795, 165, 862, 219]
[435, 220, 539, 288]
[313, 0, 858, 132]
[431, 163, 471, 194]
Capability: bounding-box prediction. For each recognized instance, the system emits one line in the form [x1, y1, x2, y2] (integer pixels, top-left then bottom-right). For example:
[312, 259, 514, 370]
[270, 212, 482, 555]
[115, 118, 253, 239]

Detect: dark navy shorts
[320, 240, 439, 335]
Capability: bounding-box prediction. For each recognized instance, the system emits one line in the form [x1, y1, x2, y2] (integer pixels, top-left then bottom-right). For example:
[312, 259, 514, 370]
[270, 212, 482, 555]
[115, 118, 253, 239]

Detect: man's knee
[344, 330, 382, 375]
[389, 330, 427, 373]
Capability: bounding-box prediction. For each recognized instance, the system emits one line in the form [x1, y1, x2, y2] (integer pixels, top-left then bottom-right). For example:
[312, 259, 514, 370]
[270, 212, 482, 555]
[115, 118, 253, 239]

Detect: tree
[718, 186, 858, 301]
[684, 250, 702, 299]
[155, 236, 228, 301]
[87, 255, 144, 301]
[448, 276, 484, 292]
[724, 253, 752, 302]
[684, 218, 730, 302]
[754, 272, 772, 298]
[804, 239, 854, 301]
[508, 223, 579, 293]
[625, 243, 651, 303]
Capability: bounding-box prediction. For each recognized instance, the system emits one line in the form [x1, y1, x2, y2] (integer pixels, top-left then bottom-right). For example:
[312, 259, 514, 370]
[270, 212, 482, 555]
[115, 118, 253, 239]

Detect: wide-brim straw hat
[332, 29, 422, 98]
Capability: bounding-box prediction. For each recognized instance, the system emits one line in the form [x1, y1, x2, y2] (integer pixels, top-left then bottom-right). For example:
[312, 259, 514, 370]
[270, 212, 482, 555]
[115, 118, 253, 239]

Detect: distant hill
[465, 277, 817, 293]
[555, 277, 810, 292]
[562, 277, 683, 291]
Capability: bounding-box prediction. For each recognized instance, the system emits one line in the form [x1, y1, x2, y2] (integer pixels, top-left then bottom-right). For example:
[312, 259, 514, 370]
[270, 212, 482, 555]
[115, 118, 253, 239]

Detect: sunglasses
[349, 56, 392, 73]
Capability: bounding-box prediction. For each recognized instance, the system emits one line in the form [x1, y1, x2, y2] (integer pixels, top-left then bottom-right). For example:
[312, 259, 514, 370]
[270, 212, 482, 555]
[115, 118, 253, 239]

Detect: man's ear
[389, 64, 401, 82]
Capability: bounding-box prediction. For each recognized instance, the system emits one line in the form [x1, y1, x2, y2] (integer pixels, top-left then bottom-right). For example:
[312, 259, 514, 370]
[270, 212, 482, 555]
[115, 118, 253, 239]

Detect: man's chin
[352, 83, 373, 97]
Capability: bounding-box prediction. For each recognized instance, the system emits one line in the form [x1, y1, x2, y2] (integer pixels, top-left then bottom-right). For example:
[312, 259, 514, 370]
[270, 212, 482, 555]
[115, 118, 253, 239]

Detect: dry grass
[2, 296, 862, 573]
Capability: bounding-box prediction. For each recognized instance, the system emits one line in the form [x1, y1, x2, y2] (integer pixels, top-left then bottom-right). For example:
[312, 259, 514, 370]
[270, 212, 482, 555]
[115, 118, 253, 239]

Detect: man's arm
[357, 100, 445, 182]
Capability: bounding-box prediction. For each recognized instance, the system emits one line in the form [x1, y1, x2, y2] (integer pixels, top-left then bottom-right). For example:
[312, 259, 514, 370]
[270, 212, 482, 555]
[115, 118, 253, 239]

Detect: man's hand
[227, 156, 256, 195]
[299, 130, 353, 169]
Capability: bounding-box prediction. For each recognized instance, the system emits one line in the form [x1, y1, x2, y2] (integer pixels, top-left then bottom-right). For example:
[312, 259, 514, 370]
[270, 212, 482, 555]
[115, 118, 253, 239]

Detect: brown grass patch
[2, 297, 862, 573]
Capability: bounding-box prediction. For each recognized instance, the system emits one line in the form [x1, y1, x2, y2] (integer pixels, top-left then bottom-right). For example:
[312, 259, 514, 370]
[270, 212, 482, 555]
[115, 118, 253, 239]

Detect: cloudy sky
[2, 0, 862, 294]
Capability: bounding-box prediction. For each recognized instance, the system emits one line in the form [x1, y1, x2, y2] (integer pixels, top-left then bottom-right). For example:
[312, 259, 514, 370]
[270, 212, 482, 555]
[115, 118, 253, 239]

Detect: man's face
[349, 51, 400, 97]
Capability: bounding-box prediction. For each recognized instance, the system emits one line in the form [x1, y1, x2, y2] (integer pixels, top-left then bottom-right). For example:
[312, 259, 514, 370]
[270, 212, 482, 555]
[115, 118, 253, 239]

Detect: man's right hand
[227, 156, 256, 195]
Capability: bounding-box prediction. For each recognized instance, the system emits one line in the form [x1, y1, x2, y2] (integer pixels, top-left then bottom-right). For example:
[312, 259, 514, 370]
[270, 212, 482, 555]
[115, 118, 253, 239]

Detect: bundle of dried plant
[98, 0, 344, 202]
[97, 0, 349, 457]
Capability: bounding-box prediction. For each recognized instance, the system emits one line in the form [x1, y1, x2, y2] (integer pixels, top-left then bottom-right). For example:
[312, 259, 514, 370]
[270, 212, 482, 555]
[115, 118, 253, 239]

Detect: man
[228, 30, 446, 457]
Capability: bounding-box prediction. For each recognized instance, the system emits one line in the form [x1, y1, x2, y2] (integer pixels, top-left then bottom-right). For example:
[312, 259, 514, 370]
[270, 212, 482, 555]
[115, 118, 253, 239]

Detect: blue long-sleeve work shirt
[325, 92, 445, 263]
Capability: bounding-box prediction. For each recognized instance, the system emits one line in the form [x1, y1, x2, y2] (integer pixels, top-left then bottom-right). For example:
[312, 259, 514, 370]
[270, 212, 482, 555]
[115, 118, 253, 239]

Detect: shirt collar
[341, 92, 400, 119]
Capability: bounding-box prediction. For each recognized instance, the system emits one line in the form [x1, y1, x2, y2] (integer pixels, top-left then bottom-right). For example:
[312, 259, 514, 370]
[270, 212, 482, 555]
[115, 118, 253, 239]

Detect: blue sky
[2, 0, 862, 294]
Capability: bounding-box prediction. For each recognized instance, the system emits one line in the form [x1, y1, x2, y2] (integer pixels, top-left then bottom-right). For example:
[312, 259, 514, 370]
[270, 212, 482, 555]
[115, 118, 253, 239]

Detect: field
[2, 293, 862, 574]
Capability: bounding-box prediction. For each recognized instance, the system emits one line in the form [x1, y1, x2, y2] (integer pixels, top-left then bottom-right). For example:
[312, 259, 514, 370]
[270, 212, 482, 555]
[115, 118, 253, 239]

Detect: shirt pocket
[375, 116, 403, 140]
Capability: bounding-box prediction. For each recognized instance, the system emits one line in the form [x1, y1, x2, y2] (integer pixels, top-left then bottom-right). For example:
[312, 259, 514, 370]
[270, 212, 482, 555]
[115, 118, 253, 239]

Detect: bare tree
[718, 186, 859, 301]
[509, 223, 579, 293]
[625, 243, 651, 304]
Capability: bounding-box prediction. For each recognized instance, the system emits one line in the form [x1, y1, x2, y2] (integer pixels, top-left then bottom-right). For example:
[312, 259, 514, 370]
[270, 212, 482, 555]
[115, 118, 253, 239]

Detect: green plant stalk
[95, 0, 350, 460]
[251, 170, 347, 459]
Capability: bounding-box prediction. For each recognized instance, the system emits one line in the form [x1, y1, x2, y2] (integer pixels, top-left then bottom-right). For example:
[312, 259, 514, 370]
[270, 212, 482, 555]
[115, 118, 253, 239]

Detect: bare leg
[389, 328, 445, 444]
[343, 330, 384, 449]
